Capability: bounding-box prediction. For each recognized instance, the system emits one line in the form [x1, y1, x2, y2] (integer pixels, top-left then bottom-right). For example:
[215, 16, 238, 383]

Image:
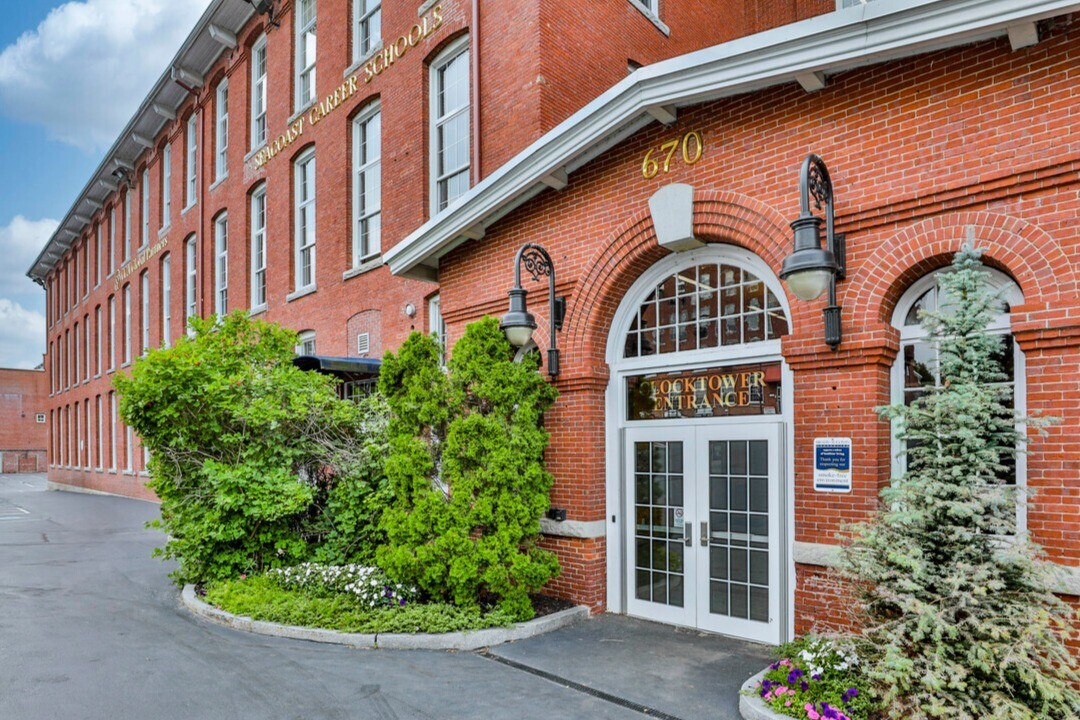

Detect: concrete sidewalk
[0, 472, 772, 720]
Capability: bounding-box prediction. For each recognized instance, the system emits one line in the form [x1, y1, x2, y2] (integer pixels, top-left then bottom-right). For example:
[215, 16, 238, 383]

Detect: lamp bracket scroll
[500, 243, 565, 378]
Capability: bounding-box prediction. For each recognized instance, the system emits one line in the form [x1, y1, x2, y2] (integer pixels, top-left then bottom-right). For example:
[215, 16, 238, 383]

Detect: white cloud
[0, 299, 46, 369]
[0, 216, 56, 369]
[0, 0, 213, 151]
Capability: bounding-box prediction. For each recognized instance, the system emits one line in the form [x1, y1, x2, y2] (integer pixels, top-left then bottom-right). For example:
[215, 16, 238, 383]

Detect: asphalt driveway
[0, 473, 769, 720]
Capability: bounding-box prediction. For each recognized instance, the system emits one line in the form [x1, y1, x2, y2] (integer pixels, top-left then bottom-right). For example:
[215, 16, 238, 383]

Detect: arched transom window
[624, 263, 788, 359]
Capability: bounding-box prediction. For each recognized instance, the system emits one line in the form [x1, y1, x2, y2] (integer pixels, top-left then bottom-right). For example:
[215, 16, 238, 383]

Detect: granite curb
[739, 668, 787, 720]
[181, 584, 589, 650]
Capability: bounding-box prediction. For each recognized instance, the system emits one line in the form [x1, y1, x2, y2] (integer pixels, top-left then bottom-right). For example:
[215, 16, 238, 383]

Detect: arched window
[890, 266, 1025, 533]
[623, 262, 788, 359]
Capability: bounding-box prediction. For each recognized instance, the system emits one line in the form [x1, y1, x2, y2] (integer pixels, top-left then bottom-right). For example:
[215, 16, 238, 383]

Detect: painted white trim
[602, 245, 796, 644]
[385, 0, 1080, 279]
[429, 35, 471, 217]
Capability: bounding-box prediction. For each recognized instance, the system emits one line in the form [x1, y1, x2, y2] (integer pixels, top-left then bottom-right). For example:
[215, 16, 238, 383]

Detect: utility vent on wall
[36, 413, 46, 423]
[357, 333, 370, 356]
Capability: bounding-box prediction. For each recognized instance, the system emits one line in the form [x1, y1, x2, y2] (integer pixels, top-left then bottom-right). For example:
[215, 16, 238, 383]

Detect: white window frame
[109, 392, 117, 471]
[83, 313, 90, 381]
[73, 322, 80, 385]
[353, 0, 381, 62]
[352, 102, 381, 265]
[141, 168, 150, 249]
[123, 191, 131, 262]
[109, 206, 116, 273]
[96, 395, 103, 470]
[161, 143, 172, 228]
[215, 80, 229, 181]
[251, 35, 268, 150]
[126, 424, 133, 473]
[108, 295, 116, 371]
[185, 235, 197, 334]
[294, 148, 316, 291]
[429, 36, 471, 215]
[123, 284, 132, 365]
[214, 214, 228, 317]
[185, 114, 198, 208]
[889, 267, 1026, 536]
[429, 294, 446, 364]
[95, 305, 102, 375]
[297, 330, 316, 356]
[251, 185, 267, 309]
[161, 254, 172, 348]
[140, 271, 150, 355]
[295, 0, 317, 111]
[95, 224, 102, 287]
[75, 402, 81, 468]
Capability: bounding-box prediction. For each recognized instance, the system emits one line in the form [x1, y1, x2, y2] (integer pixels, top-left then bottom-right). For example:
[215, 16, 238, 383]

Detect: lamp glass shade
[503, 324, 535, 348]
[784, 269, 832, 301]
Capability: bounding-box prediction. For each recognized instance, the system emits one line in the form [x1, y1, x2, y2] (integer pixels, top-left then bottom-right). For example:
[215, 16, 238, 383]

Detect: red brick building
[386, 0, 1080, 644]
[26, 0, 1080, 643]
[0, 368, 48, 473]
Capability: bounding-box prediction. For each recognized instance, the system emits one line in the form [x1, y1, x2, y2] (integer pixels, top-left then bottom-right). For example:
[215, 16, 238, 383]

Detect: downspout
[471, 0, 481, 181]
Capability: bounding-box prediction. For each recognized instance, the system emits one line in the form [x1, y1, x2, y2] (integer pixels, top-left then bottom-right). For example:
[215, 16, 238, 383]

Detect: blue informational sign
[813, 437, 852, 493]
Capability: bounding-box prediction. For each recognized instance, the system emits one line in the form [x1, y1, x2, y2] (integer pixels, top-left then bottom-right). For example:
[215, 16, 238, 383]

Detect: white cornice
[386, 0, 1080, 280]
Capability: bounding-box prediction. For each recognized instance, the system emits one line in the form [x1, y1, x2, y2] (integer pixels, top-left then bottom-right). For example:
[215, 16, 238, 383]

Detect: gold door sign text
[114, 237, 168, 291]
[626, 362, 781, 421]
[252, 5, 444, 170]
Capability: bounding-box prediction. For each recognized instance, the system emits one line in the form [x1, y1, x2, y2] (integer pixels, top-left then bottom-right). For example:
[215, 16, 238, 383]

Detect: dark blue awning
[293, 355, 381, 378]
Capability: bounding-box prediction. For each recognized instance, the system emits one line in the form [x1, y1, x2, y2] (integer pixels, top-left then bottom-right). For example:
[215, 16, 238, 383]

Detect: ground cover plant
[377, 317, 560, 621]
[115, 312, 389, 585]
[839, 247, 1080, 719]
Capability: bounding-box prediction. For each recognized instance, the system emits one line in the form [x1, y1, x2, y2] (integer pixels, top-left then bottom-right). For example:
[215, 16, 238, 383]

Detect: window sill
[249, 304, 268, 317]
[182, 203, 196, 216]
[418, 0, 439, 16]
[93, 373, 100, 380]
[209, 174, 228, 192]
[121, 362, 131, 369]
[122, 470, 135, 476]
[158, 225, 169, 239]
[288, 101, 315, 126]
[627, 0, 670, 35]
[344, 43, 383, 79]
[343, 256, 384, 281]
[286, 285, 317, 303]
[244, 143, 268, 164]
[107, 468, 117, 475]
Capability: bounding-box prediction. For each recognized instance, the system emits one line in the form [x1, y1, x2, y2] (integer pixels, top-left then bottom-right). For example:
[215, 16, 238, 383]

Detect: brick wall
[0, 368, 48, 473]
[436, 17, 1080, 624]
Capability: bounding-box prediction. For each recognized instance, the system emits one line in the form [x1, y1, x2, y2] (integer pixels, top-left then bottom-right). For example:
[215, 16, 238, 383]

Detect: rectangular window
[108, 295, 116, 371]
[186, 115, 198, 208]
[185, 236, 197, 334]
[73, 322, 80, 384]
[251, 187, 267, 308]
[295, 0, 317, 110]
[140, 272, 150, 355]
[123, 191, 131, 262]
[251, 35, 268, 149]
[354, 0, 381, 61]
[297, 330, 316, 356]
[430, 39, 470, 214]
[126, 424, 133, 473]
[429, 294, 447, 364]
[75, 402, 81, 468]
[215, 81, 229, 181]
[161, 143, 171, 228]
[352, 104, 381, 264]
[294, 150, 316, 290]
[141, 168, 150, 249]
[123, 284, 131, 365]
[82, 241, 88, 298]
[95, 305, 102, 375]
[95, 224, 102, 287]
[109, 206, 116, 273]
[215, 215, 228, 316]
[84, 398, 91, 469]
[83, 313, 90, 381]
[161, 255, 171, 348]
[109, 391, 117, 471]
[96, 395, 103, 469]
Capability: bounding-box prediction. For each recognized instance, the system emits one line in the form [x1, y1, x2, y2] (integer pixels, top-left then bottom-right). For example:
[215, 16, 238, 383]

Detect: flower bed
[749, 637, 878, 720]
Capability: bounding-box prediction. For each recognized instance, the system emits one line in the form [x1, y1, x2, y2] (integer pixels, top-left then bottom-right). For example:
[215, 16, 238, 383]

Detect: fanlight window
[624, 263, 788, 358]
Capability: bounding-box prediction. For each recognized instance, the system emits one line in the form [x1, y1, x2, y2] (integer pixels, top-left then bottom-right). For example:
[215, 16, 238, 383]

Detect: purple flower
[769, 662, 780, 671]
[811, 673, 822, 682]
[786, 668, 803, 685]
[398, 597, 406, 607]
[800, 681, 809, 692]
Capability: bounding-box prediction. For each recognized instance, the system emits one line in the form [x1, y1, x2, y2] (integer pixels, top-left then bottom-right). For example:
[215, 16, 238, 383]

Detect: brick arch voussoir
[847, 212, 1075, 329]
[563, 192, 789, 373]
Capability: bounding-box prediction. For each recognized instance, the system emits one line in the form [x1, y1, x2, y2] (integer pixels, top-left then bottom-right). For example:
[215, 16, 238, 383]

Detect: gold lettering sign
[251, 5, 443, 170]
[626, 362, 781, 421]
[113, 237, 169, 291]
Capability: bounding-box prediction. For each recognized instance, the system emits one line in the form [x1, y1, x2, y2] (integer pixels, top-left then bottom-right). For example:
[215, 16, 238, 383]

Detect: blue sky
[0, 0, 211, 369]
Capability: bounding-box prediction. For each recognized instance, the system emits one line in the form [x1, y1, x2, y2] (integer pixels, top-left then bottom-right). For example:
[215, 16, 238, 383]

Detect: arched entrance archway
[604, 244, 793, 644]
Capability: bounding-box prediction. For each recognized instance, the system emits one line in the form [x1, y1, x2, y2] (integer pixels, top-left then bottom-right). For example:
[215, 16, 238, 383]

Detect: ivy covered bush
[841, 248, 1080, 719]
[377, 317, 560, 621]
[115, 312, 389, 585]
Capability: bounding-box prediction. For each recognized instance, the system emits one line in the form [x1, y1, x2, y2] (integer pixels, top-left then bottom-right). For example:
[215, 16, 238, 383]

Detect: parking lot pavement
[0, 474, 768, 720]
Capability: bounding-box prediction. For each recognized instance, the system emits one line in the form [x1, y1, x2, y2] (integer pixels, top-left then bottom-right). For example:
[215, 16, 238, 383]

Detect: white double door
[624, 422, 783, 644]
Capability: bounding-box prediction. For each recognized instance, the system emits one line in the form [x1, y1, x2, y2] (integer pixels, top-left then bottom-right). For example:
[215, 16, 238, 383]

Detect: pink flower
[776, 686, 789, 696]
[780, 659, 792, 667]
[785, 700, 792, 707]
[805, 704, 821, 720]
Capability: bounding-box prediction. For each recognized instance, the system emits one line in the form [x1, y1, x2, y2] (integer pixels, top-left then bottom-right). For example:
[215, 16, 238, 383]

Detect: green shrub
[841, 248, 1080, 719]
[115, 312, 386, 584]
[204, 575, 516, 634]
[377, 317, 560, 620]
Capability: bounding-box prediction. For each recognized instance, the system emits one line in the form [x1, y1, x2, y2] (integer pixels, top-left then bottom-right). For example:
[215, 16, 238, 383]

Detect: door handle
[684, 520, 692, 547]
[700, 520, 709, 547]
